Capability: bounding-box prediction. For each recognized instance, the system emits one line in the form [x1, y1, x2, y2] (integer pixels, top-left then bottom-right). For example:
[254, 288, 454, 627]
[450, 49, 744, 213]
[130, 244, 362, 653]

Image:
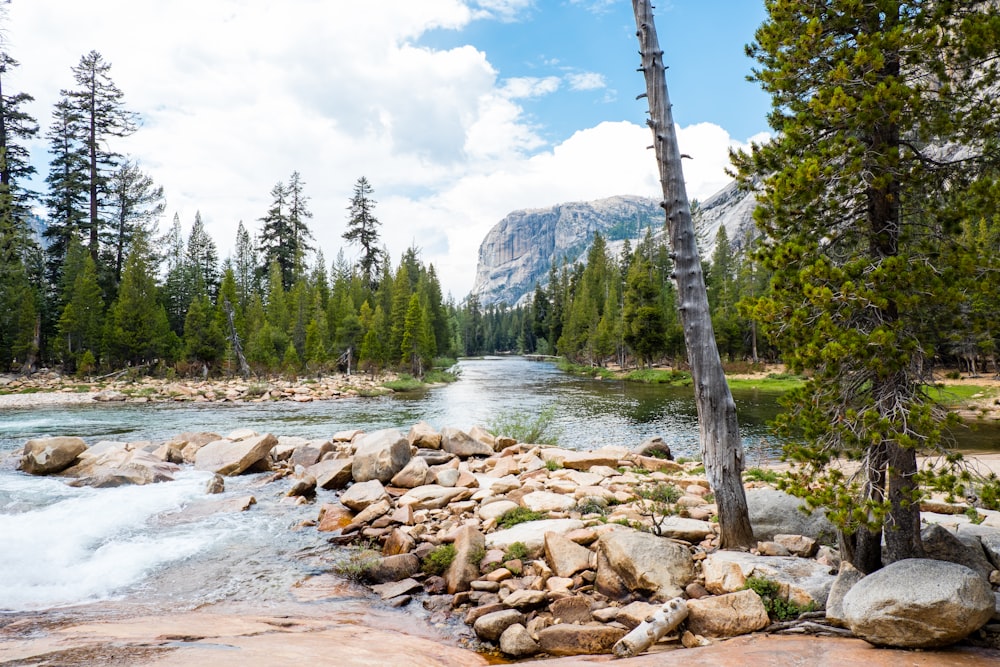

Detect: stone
[921, 523, 994, 580]
[340, 479, 389, 511]
[826, 561, 865, 627]
[479, 500, 519, 522]
[540, 447, 624, 471]
[655, 516, 715, 542]
[468, 425, 497, 451]
[286, 475, 316, 498]
[206, 474, 225, 494]
[407, 421, 442, 449]
[843, 559, 994, 648]
[499, 623, 539, 657]
[474, 609, 525, 642]
[289, 439, 333, 468]
[19, 436, 87, 475]
[317, 503, 354, 532]
[350, 498, 391, 525]
[194, 433, 278, 476]
[544, 531, 594, 579]
[441, 427, 494, 458]
[615, 601, 663, 630]
[597, 529, 694, 601]
[635, 436, 672, 460]
[351, 428, 411, 483]
[308, 458, 354, 490]
[702, 550, 835, 608]
[536, 624, 626, 657]
[435, 468, 460, 487]
[368, 553, 421, 584]
[390, 456, 430, 488]
[521, 490, 575, 512]
[397, 484, 471, 510]
[371, 578, 422, 600]
[550, 596, 592, 624]
[486, 519, 585, 558]
[382, 528, 415, 556]
[773, 534, 818, 558]
[332, 428, 363, 443]
[62, 448, 179, 487]
[746, 488, 836, 543]
[502, 589, 547, 610]
[686, 589, 770, 637]
[447, 525, 485, 594]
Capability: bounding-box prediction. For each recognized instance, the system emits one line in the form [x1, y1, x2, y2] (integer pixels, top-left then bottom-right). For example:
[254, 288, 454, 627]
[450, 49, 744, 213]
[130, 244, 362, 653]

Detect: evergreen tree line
[0, 47, 463, 376]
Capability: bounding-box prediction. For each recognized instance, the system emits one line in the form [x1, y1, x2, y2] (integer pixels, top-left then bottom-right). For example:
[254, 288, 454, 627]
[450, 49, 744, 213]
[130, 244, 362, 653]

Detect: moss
[421, 544, 456, 575]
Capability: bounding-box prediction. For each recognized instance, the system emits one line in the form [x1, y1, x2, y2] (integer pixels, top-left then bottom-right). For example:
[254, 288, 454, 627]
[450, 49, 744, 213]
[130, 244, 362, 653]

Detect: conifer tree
[57, 251, 104, 368]
[103, 159, 164, 290]
[343, 176, 384, 289]
[735, 0, 1000, 569]
[186, 211, 220, 297]
[43, 98, 88, 285]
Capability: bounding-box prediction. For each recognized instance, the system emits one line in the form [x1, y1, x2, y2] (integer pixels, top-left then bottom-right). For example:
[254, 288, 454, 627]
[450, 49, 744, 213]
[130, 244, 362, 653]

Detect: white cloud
[10, 0, 759, 299]
[566, 72, 607, 91]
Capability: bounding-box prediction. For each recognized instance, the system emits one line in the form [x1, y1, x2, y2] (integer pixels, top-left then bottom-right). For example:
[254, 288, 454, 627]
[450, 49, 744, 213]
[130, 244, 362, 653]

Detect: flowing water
[0, 356, 996, 615]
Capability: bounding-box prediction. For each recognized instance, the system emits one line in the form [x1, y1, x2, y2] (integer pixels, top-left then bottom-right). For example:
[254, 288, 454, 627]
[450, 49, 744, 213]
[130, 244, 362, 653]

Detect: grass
[423, 369, 459, 384]
[556, 359, 617, 379]
[726, 373, 806, 392]
[382, 374, 425, 392]
[505, 542, 529, 562]
[929, 383, 996, 405]
[487, 406, 562, 445]
[497, 507, 549, 529]
[744, 467, 781, 484]
[330, 547, 382, 583]
[624, 369, 692, 385]
[421, 544, 456, 575]
[745, 576, 815, 621]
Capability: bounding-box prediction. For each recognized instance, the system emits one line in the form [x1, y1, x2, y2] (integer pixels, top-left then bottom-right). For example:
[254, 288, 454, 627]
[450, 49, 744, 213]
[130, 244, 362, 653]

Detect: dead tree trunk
[631, 0, 754, 549]
[223, 298, 251, 379]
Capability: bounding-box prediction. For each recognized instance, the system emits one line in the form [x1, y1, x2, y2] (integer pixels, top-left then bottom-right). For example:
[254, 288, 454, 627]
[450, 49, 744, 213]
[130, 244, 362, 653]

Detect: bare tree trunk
[223, 298, 251, 379]
[632, 0, 754, 548]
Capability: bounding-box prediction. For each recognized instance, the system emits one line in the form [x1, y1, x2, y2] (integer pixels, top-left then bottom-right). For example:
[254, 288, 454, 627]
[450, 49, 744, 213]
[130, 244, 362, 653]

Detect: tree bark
[631, 0, 754, 549]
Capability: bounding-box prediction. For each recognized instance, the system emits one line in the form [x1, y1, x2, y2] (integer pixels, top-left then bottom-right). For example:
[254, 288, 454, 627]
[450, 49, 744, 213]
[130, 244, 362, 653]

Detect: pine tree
[233, 220, 256, 306]
[43, 98, 88, 286]
[344, 176, 385, 289]
[183, 294, 225, 367]
[57, 251, 104, 368]
[186, 211, 220, 297]
[103, 159, 164, 290]
[735, 0, 1000, 569]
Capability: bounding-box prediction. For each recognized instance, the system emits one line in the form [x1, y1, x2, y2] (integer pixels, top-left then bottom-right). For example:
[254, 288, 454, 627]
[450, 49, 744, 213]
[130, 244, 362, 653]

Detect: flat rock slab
[702, 550, 835, 608]
[537, 623, 626, 656]
[486, 519, 585, 558]
[194, 434, 277, 476]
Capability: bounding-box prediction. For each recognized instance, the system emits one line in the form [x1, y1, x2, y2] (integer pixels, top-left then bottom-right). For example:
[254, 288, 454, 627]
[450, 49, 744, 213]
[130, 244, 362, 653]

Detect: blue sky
[11, 0, 771, 297]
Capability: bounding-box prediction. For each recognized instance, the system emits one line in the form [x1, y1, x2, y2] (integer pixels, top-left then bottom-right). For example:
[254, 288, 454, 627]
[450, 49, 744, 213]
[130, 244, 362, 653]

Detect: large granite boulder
[537, 624, 626, 656]
[597, 528, 694, 601]
[842, 559, 994, 648]
[686, 589, 770, 637]
[544, 531, 594, 578]
[340, 479, 389, 512]
[440, 427, 494, 458]
[194, 433, 277, 476]
[746, 488, 836, 544]
[390, 456, 430, 488]
[19, 436, 87, 475]
[307, 458, 353, 490]
[397, 484, 471, 510]
[702, 550, 835, 608]
[486, 519, 585, 558]
[61, 448, 178, 487]
[351, 429, 411, 483]
[447, 525, 486, 594]
[921, 523, 995, 580]
[407, 421, 442, 449]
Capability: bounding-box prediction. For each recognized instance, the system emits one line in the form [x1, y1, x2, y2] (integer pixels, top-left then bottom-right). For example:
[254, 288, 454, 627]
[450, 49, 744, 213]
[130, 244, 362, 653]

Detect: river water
[0, 356, 995, 614]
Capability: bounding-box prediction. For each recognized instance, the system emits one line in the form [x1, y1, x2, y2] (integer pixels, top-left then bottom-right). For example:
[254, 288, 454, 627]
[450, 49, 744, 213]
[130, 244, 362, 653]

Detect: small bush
[545, 459, 562, 472]
[505, 541, 529, 562]
[744, 577, 815, 621]
[487, 406, 562, 445]
[330, 547, 381, 582]
[497, 507, 549, 529]
[421, 544, 456, 575]
[638, 483, 681, 504]
[383, 374, 424, 392]
[744, 467, 780, 484]
[423, 369, 458, 384]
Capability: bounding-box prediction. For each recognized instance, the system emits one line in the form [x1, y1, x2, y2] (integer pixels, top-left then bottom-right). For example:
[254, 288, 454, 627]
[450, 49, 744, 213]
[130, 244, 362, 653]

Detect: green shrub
[423, 369, 458, 384]
[744, 577, 815, 621]
[505, 541, 529, 562]
[330, 547, 381, 582]
[383, 374, 424, 392]
[744, 467, 781, 484]
[497, 507, 549, 529]
[545, 458, 562, 471]
[487, 406, 562, 445]
[421, 544, 456, 575]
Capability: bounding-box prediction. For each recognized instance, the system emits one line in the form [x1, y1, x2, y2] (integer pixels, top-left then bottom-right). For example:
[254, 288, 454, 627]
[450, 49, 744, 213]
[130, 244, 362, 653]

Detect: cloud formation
[10, 0, 764, 298]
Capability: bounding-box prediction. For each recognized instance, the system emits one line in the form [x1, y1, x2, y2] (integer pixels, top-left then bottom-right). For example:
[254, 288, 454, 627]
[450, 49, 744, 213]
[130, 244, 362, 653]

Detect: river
[0, 356, 995, 615]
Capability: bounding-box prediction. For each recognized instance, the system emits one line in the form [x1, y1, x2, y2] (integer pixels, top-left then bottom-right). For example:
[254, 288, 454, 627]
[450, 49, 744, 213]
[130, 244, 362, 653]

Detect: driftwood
[612, 597, 688, 658]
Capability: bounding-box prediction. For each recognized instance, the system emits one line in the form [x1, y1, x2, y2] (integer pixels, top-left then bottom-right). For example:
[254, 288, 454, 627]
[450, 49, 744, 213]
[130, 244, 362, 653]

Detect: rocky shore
[12, 421, 1000, 663]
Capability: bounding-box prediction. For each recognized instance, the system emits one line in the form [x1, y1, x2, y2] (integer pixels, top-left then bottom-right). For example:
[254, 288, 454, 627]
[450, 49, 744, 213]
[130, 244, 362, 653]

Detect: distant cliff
[471, 185, 759, 307]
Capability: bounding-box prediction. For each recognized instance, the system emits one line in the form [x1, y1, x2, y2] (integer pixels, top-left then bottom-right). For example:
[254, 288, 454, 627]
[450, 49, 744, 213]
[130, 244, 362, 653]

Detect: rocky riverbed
[8, 421, 1000, 664]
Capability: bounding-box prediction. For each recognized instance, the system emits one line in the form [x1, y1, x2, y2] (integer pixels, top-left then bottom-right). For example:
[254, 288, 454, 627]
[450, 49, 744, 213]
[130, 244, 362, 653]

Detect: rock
[635, 436, 672, 460]
[681, 630, 712, 648]
[441, 427, 494, 458]
[843, 559, 994, 648]
[435, 468, 460, 487]
[615, 601, 663, 630]
[474, 609, 525, 642]
[499, 623, 539, 657]
[540, 447, 625, 471]
[340, 479, 389, 511]
[194, 433, 278, 476]
[686, 589, 770, 637]
[773, 534, 818, 558]
[382, 528, 415, 556]
[19, 436, 87, 475]
[597, 529, 694, 601]
[286, 475, 316, 498]
[536, 624, 627, 657]
[368, 553, 421, 584]
[289, 439, 333, 468]
[825, 561, 865, 627]
[308, 458, 354, 490]
[317, 503, 354, 532]
[486, 519, 585, 558]
[206, 474, 225, 494]
[550, 596, 592, 624]
[93, 389, 127, 402]
[390, 457, 430, 488]
[702, 550, 835, 608]
[371, 578, 422, 600]
[521, 491, 576, 513]
[957, 523, 1000, 570]
[62, 448, 178, 487]
[351, 428, 411, 483]
[407, 421, 442, 449]
[479, 500, 519, 522]
[746, 488, 836, 543]
[655, 516, 716, 542]
[468, 425, 497, 451]
[544, 531, 593, 578]
[502, 589, 547, 610]
[153, 440, 185, 464]
[921, 524, 994, 580]
[350, 497, 391, 525]
[446, 525, 485, 594]
[397, 484, 471, 510]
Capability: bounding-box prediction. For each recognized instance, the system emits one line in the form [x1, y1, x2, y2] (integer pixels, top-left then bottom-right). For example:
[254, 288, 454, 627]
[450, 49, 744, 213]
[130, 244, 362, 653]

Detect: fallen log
[612, 597, 688, 658]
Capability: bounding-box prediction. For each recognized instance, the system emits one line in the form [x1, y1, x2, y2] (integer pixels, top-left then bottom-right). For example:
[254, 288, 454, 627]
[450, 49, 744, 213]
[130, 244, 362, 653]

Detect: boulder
[367, 553, 421, 583]
[286, 475, 317, 498]
[499, 623, 539, 657]
[468, 425, 497, 450]
[288, 439, 334, 468]
[597, 529, 694, 601]
[308, 458, 354, 490]
[686, 589, 770, 637]
[206, 474, 225, 494]
[746, 488, 836, 543]
[390, 456, 430, 488]
[540, 447, 625, 471]
[407, 421, 442, 449]
[550, 596, 593, 624]
[317, 503, 354, 532]
[397, 484, 471, 510]
[773, 533, 818, 558]
[479, 500, 519, 522]
[635, 436, 672, 460]
[351, 428, 411, 483]
[537, 624, 626, 656]
[702, 550, 835, 608]
[825, 561, 865, 627]
[440, 427, 494, 458]
[446, 525, 485, 594]
[474, 609, 525, 642]
[921, 523, 994, 580]
[544, 531, 594, 578]
[521, 491, 576, 513]
[655, 516, 716, 543]
[340, 479, 390, 511]
[956, 523, 1000, 570]
[842, 559, 994, 648]
[486, 519, 585, 558]
[62, 448, 178, 487]
[194, 433, 278, 476]
[503, 589, 547, 610]
[615, 601, 663, 630]
[19, 436, 87, 475]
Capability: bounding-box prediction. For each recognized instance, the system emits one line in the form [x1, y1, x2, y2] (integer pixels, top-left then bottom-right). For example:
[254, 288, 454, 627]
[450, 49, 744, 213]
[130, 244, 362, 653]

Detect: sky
[8, 0, 772, 298]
